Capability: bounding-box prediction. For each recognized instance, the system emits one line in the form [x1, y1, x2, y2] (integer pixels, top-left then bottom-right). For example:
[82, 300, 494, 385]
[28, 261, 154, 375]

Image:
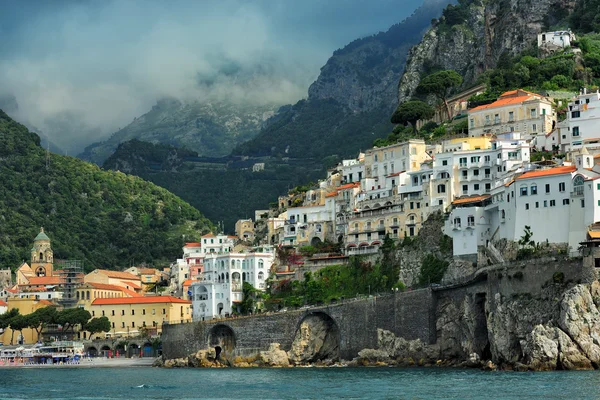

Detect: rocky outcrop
[398, 0, 577, 104]
[288, 315, 340, 364]
[259, 343, 290, 367]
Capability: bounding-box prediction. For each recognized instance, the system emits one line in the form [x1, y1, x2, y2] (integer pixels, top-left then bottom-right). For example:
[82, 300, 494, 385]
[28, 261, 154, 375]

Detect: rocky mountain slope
[80, 98, 277, 165]
[398, 0, 577, 103]
[234, 0, 452, 161]
[0, 110, 213, 271]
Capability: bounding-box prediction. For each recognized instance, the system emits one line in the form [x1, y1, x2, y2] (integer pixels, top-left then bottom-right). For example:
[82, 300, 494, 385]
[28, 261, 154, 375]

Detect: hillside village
[2, 29, 600, 352]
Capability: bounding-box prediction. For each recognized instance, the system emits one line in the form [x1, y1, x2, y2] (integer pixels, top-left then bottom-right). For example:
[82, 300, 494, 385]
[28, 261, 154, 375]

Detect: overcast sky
[0, 0, 429, 153]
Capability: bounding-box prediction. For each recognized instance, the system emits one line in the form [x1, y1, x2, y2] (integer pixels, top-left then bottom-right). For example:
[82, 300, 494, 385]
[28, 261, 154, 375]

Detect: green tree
[9, 314, 28, 345]
[0, 309, 19, 344]
[84, 316, 111, 340]
[56, 308, 92, 334]
[390, 100, 435, 133]
[417, 70, 463, 120]
[418, 254, 449, 286]
[26, 306, 58, 342]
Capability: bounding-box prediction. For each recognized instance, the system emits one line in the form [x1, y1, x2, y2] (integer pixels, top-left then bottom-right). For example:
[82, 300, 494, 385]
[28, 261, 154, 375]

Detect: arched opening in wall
[208, 324, 236, 359]
[142, 342, 153, 357]
[289, 312, 340, 364]
[472, 292, 491, 360]
[127, 343, 140, 358]
[311, 237, 322, 247]
[87, 346, 98, 357]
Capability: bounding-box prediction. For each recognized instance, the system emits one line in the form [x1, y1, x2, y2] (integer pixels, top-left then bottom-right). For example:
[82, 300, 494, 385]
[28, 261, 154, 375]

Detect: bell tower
[31, 227, 54, 277]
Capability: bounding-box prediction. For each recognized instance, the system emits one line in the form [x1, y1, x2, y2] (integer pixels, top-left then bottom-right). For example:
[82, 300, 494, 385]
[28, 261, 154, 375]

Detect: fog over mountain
[0, 0, 430, 154]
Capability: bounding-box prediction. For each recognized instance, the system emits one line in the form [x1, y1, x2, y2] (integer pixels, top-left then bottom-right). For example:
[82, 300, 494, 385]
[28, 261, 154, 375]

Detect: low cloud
[0, 0, 422, 153]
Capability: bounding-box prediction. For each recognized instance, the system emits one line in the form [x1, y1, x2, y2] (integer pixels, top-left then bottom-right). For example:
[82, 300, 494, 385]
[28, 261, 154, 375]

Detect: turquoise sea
[0, 367, 599, 399]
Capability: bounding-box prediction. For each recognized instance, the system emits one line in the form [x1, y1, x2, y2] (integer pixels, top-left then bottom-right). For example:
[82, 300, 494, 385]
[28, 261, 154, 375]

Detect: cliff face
[397, 0, 577, 103]
[80, 98, 277, 165]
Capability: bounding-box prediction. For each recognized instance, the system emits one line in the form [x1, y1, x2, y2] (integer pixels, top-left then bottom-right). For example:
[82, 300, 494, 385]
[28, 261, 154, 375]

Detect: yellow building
[468, 89, 555, 138]
[235, 219, 255, 241]
[76, 282, 141, 309]
[89, 296, 192, 338]
[0, 297, 56, 345]
[84, 269, 142, 293]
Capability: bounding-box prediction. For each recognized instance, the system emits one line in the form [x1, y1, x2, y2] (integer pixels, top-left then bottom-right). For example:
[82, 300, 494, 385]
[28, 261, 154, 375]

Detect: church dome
[34, 227, 50, 242]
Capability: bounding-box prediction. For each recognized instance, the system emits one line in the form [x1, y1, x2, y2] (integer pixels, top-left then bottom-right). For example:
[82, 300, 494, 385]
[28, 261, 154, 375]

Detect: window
[411, 148, 416, 155]
[142, 309, 146, 315]
[573, 126, 580, 137]
[121, 310, 125, 316]
[545, 184, 550, 193]
[416, 202, 421, 209]
[459, 157, 467, 167]
[152, 309, 156, 315]
[474, 184, 480, 190]
[581, 199, 585, 208]
[535, 202, 539, 208]
[508, 111, 514, 121]
[474, 169, 480, 176]
[530, 108, 537, 118]
[462, 184, 468, 192]
[121, 322, 125, 328]
[544, 200, 548, 207]
[454, 217, 461, 227]
[485, 183, 491, 191]
[92, 311, 95, 317]
[470, 156, 480, 163]
[597, 183, 600, 190]
[563, 199, 570, 205]
[559, 182, 565, 192]
[572, 111, 580, 118]
[470, 119, 474, 128]
[132, 322, 135, 328]
[437, 184, 446, 193]
[442, 160, 448, 166]
[162, 309, 166, 315]
[102, 310, 105, 316]
[532, 123, 537, 132]
[525, 203, 529, 210]
[467, 216, 475, 227]
[520, 187, 528, 196]
[531, 184, 537, 195]
[462, 170, 468, 178]
[112, 310, 115, 316]
[112, 322, 115, 328]
[550, 200, 556, 207]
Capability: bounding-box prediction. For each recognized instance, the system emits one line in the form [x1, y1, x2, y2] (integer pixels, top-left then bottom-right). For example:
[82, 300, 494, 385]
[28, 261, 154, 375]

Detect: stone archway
[289, 311, 340, 363]
[87, 346, 98, 357]
[208, 324, 236, 359]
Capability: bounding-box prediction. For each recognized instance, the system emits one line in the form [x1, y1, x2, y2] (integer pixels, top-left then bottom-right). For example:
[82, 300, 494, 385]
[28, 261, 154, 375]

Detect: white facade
[190, 249, 274, 320]
[566, 91, 600, 152]
[538, 31, 575, 49]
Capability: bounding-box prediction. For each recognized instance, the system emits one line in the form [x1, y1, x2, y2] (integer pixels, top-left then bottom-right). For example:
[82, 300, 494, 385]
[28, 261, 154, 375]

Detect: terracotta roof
[201, 233, 215, 238]
[516, 165, 576, 180]
[325, 191, 338, 198]
[337, 182, 360, 190]
[121, 281, 141, 290]
[184, 242, 202, 248]
[91, 296, 191, 306]
[470, 95, 536, 111]
[93, 269, 140, 281]
[182, 279, 194, 287]
[0, 300, 7, 307]
[386, 171, 405, 177]
[85, 282, 142, 297]
[452, 194, 491, 205]
[138, 268, 157, 275]
[588, 231, 600, 239]
[39, 300, 54, 306]
[24, 276, 61, 286]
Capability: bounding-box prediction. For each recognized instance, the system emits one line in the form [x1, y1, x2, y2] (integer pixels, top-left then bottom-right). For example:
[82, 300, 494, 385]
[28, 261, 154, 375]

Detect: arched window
[501, 210, 506, 219]
[573, 175, 584, 196]
[231, 260, 235, 268]
[258, 271, 265, 280]
[236, 260, 241, 269]
[86, 291, 90, 300]
[530, 184, 538, 195]
[40, 252, 43, 261]
[258, 260, 264, 269]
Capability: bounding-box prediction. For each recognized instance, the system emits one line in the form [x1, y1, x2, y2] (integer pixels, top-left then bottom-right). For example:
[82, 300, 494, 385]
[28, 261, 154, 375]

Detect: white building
[190, 248, 274, 320]
[566, 90, 600, 152]
[537, 31, 575, 49]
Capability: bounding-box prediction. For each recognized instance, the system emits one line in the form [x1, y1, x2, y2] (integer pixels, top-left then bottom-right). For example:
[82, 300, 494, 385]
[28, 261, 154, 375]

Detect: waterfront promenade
[0, 357, 154, 368]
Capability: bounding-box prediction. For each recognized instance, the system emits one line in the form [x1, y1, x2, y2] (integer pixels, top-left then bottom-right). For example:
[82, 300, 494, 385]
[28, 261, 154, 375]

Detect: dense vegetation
[0, 110, 213, 272]
[233, 99, 394, 160]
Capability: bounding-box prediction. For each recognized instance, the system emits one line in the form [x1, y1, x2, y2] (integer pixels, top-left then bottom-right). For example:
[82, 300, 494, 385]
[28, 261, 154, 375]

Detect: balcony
[376, 224, 386, 231]
[346, 246, 379, 256]
[459, 162, 468, 168]
[452, 223, 461, 230]
[571, 188, 584, 197]
[406, 219, 417, 226]
[484, 174, 491, 179]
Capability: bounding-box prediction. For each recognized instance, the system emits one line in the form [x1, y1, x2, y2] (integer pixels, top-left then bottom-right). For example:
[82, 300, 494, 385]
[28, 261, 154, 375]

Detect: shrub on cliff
[418, 254, 449, 286]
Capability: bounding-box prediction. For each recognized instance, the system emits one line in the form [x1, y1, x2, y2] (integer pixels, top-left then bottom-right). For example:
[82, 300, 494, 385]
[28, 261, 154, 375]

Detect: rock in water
[259, 343, 290, 367]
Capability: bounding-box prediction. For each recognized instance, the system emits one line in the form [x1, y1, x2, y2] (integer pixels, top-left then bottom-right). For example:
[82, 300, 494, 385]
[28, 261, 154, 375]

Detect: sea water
[0, 367, 599, 399]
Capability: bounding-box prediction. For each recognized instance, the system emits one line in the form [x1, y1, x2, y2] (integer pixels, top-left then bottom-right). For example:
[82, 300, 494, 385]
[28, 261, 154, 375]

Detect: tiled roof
[84, 282, 142, 297]
[516, 165, 576, 180]
[39, 300, 54, 306]
[337, 182, 360, 190]
[386, 171, 405, 177]
[184, 242, 202, 248]
[138, 268, 157, 275]
[325, 191, 338, 198]
[202, 233, 216, 238]
[121, 281, 141, 290]
[470, 95, 535, 111]
[93, 269, 140, 281]
[0, 300, 8, 307]
[91, 296, 191, 306]
[452, 194, 491, 205]
[182, 279, 194, 287]
[24, 276, 61, 286]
